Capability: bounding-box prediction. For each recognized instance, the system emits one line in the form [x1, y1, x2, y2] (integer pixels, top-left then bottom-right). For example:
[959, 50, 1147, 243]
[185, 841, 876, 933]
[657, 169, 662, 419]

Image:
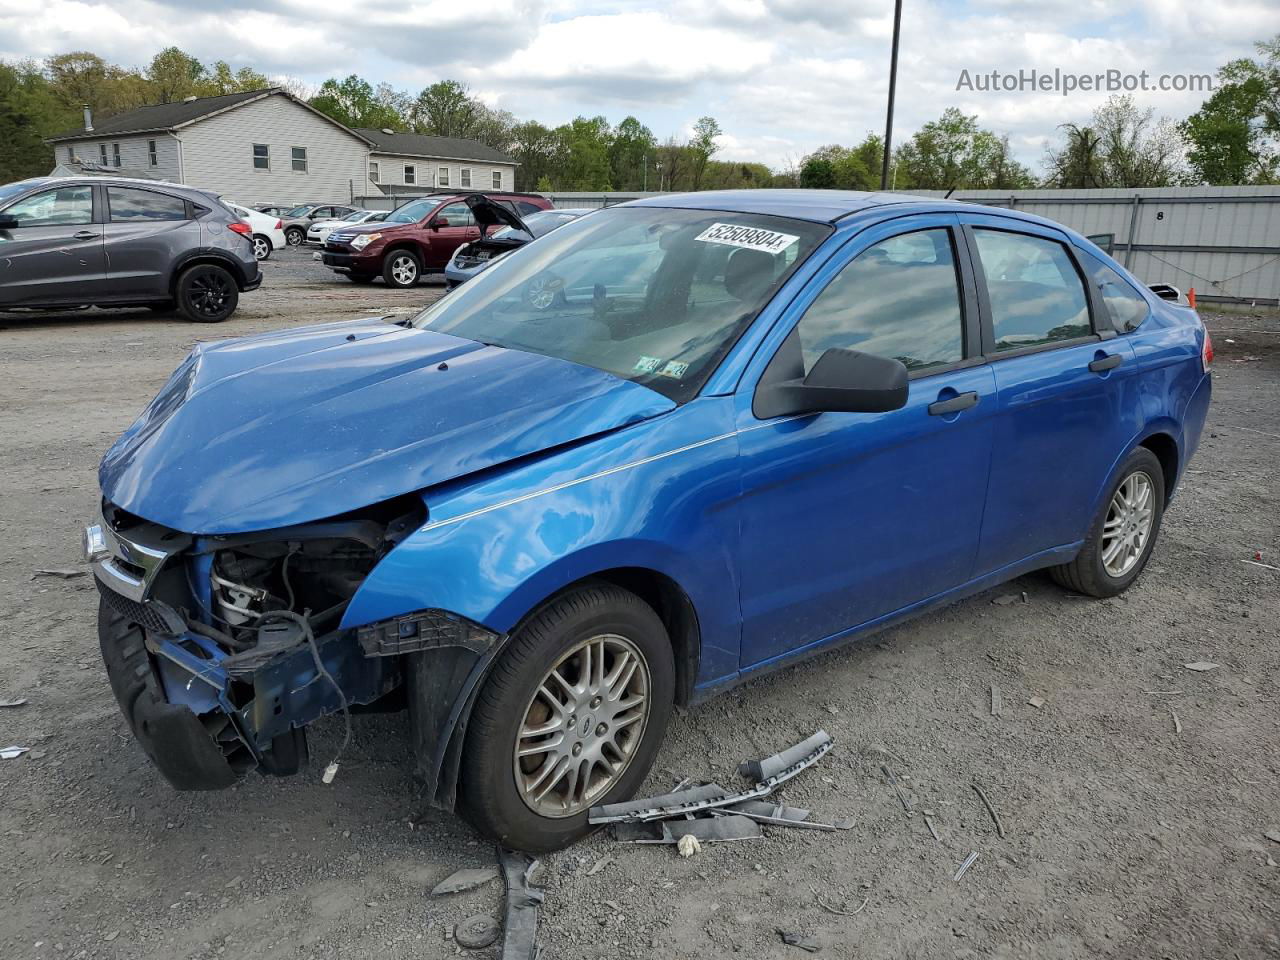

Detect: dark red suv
[320, 192, 553, 288]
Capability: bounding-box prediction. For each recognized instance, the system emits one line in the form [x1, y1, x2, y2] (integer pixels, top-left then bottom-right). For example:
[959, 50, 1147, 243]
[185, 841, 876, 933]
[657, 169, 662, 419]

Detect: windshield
[490, 209, 582, 240]
[385, 198, 438, 224]
[283, 205, 311, 217]
[341, 210, 368, 222]
[0, 180, 43, 207]
[412, 206, 829, 402]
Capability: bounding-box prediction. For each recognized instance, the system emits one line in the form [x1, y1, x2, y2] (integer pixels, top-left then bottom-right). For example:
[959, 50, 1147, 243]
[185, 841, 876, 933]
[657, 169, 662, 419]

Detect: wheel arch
[1138, 430, 1179, 505]
[168, 252, 250, 295]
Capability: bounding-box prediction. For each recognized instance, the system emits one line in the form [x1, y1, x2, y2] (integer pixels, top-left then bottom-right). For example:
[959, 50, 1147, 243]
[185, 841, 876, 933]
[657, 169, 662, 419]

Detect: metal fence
[542, 187, 1280, 306]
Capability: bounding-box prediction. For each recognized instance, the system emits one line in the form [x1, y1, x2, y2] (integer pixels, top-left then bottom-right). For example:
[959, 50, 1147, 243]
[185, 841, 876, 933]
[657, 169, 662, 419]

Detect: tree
[654, 136, 686, 191]
[554, 116, 613, 189]
[893, 107, 1036, 189]
[311, 75, 404, 130]
[411, 79, 482, 137]
[688, 116, 722, 190]
[0, 60, 76, 180]
[147, 46, 204, 103]
[1045, 123, 1104, 187]
[799, 155, 838, 188]
[1181, 35, 1280, 184]
[198, 61, 268, 97]
[1046, 96, 1183, 187]
[511, 120, 559, 190]
[609, 116, 656, 190]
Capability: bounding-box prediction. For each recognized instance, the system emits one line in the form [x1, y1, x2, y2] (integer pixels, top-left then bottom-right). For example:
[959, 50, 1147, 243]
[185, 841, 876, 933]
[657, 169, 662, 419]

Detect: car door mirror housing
[755, 348, 909, 419]
[0, 215, 19, 230]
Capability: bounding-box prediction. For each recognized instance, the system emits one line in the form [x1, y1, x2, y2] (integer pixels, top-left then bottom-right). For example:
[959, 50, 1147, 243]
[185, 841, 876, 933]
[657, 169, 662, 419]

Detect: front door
[736, 216, 995, 668]
[425, 202, 481, 268]
[0, 184, 104, 306]
[959, 216, 1141, 574]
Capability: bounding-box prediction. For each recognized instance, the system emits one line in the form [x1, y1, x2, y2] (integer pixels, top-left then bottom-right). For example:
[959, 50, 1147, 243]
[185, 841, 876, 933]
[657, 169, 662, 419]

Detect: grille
[96, 577, 176, 636]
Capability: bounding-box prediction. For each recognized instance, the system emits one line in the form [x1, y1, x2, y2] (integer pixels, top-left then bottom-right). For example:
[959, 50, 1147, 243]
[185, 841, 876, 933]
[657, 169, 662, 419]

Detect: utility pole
[880, 0, 903, 191]
[643, 154, 648, 191]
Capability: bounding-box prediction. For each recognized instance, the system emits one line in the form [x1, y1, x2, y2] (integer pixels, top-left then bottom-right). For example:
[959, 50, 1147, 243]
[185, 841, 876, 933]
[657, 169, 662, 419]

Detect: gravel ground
[1, 245, 1277, 959]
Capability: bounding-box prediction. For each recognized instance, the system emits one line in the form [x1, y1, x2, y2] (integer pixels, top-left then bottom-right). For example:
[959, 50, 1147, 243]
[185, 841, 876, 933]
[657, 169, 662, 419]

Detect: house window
[491, 170, 502, 189]
[252, 144, 270, 170]
[460, 168, 471, 188]
[291, 147, 307, 172]
[99, 144, 108, 165]
[112, 143, 121, 167]
[369, 161, 379, 183]
[404, 165, 416, 185]
[436, 166, 448, 187]
[148, 140, 158, 167]
[67, 147, 75, 163]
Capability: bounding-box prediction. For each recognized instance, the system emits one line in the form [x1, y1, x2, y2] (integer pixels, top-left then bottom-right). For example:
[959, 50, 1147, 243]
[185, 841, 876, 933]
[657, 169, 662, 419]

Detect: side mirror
[754, 348, 908, 419]
[432, 217, 450, 230]
[0, 215, 18, 230]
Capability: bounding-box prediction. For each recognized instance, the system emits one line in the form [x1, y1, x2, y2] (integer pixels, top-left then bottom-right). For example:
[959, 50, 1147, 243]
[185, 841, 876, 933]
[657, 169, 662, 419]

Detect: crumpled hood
[101, 319, 675, 534]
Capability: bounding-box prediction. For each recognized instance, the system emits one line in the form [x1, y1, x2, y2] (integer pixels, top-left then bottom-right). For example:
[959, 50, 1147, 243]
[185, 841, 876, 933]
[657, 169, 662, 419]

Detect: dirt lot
[1, 245, 1277, 960]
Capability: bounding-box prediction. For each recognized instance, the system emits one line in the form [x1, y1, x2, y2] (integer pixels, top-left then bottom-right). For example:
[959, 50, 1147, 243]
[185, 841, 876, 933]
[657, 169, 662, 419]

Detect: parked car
[306, 209, 386, 246]
[0, 176, 260, 322]
[320, 192, 553, 287]
[280, 203, 358, 246]
[255, 204, 292, 217]
[225, 201, 286, 261]
[87, 190, 1211, 852]
[445, 208, 592, 287]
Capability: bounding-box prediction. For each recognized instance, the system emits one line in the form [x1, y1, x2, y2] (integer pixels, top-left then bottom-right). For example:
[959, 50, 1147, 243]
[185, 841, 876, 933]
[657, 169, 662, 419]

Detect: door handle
[928, 391, 979, 416]
[1088, 353, 1123, 373]
[73, 230, 98, 241]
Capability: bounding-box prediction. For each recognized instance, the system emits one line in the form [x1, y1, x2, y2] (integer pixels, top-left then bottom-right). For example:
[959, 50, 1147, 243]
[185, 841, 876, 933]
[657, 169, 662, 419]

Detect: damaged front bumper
[89, 504, 500, 795]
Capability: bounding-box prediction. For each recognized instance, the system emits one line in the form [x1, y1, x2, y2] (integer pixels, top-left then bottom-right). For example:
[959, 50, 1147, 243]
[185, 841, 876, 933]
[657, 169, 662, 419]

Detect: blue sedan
[88, 190, 1211, 851]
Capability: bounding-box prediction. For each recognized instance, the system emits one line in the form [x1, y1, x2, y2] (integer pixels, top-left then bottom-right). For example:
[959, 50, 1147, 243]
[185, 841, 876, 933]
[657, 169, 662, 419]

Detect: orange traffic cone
[1188, 287, 1197, 308]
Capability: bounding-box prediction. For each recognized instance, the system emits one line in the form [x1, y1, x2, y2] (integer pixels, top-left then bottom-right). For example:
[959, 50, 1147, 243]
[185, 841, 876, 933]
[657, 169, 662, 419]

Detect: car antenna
[944, 186, 957, 200]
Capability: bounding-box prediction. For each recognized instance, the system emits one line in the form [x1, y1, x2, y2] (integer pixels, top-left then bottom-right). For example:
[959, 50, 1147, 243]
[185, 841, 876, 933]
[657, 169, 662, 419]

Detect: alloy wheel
[189, 270, 232, 319]
[513, 634, 651, 818]
[390, 255, 417, 285]
[252, 237, 270, 260]
[1102, 470, 1154, 577]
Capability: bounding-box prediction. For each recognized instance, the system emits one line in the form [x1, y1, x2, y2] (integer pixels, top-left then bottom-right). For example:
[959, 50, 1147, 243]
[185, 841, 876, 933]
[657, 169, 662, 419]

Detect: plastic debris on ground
[1, 746, 29, 760]
[431, 865, 500, 896]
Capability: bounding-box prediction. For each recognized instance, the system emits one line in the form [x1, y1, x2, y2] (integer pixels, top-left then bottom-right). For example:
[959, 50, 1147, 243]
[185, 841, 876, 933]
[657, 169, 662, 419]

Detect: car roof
[623, 189, 941, 224]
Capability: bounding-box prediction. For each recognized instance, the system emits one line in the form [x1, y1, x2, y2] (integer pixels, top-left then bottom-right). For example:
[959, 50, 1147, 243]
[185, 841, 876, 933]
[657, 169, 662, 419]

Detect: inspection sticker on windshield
[634, 356, 663, 374]
[694, 222, 799, 254]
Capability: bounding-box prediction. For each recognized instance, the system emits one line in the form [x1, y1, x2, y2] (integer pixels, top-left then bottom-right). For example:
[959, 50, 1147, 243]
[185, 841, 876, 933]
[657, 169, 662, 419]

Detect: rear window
[1091, 261, 1149, 332]
[107, 187, 187, 222]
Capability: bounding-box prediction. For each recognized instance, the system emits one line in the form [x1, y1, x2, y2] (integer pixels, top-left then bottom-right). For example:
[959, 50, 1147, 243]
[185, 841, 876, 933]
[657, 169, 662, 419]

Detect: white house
[46, 89, 519, 205]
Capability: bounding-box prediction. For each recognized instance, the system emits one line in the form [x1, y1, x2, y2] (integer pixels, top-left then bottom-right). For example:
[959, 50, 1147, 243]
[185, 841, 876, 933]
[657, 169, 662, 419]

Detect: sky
[0, 0, 1272, 173]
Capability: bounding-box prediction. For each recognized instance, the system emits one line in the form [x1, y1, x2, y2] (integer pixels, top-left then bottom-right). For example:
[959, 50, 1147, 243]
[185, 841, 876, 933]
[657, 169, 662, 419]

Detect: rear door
[102, 186, 198, 299]
[0, 184, 104, 305]
[425, 202, 480, 268]
[960, 214, 1140, 574]
[736, 215, 996, 667]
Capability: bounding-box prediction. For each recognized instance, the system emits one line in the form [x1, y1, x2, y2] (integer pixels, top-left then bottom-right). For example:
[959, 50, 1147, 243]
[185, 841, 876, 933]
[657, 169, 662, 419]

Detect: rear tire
[382, 249, 422, 289]
[1050, 447, 1165, 598]
[458, 584, 674, 852]
[252, 235, 272, 261]
[175, 264, 238, 323]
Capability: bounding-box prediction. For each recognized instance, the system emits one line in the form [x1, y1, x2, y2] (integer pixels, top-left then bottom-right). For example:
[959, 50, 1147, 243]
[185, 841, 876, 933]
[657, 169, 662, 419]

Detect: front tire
[1050, 447, 1165, 598]
[285, 227, 305, 246]
[382, 249, 422, 289]
[175, 264, 238, 323]
[459, 584, 674, 852]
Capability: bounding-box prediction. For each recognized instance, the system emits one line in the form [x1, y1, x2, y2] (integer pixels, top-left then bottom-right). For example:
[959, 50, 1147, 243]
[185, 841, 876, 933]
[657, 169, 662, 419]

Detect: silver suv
[0, 177, 261, 323]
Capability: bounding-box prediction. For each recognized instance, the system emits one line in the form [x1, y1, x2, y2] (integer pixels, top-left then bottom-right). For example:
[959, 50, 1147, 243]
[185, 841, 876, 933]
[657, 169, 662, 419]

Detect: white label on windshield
[694, 222, 799, 254]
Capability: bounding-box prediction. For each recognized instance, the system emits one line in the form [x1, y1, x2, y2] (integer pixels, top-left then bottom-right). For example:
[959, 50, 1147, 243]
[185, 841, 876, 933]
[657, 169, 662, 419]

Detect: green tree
[310, 75, 404, 129]
[1046, 96, 1183, 187]
[411, 79, 481, 137]
[1181, 36, 1280, 184]
[894, 107, 1036, 189]
[799, 155, 838, 188]
[0, 60, 76, 180]
[535, 174, 553, 191]
[554, 116, 613, 189]
[511, 120, 559, 190]
[688, 115, 722, 190]
[147, 46, 204, 102]
[197, 61, 268, 97]
[609, 116, 656, 190]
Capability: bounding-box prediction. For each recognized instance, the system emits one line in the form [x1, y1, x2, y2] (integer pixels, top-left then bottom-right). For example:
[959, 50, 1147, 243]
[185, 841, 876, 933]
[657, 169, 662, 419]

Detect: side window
[435, 202, 474, 227]
[795, 227, 965, 374]
[107, 187, 187, 222]
[973, 229, 1091, 351]
[4, 186, 94, 226]
[516, 201, 543, 216]
[1092, 262, 1149, 332]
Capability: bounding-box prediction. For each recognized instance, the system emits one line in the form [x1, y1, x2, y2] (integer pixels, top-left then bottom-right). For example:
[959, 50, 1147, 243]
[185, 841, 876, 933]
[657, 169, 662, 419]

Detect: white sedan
[307, 209, 386, 245]
[226, 202, 287, 261]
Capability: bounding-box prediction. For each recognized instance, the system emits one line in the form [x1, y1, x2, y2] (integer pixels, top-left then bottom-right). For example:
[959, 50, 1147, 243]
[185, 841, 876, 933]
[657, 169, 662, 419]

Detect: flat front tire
[1051, 446, 1165, 598]
[175, 264, 238, 323]
[459, 584, 674, 852]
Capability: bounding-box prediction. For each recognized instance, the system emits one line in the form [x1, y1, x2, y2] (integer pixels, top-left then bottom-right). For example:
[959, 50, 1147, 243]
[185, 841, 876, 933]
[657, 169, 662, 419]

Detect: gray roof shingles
[355, 128, 515, 165]
[47, 89, 282, 141]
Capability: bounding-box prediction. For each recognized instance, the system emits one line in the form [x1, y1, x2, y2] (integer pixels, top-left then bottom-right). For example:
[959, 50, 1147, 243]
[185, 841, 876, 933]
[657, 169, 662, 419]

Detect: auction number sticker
[694, 222, 799, 254]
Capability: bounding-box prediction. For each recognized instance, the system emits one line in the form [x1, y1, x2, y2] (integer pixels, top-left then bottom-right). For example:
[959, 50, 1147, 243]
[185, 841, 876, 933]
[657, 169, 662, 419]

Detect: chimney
[83, 104, 93, 132]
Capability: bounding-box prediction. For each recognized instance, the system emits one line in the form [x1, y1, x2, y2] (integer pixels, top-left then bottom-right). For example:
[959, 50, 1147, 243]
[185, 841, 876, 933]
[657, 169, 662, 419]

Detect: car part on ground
[498, 848, 544, 960]
[614, 813, 762, 844]
[0, 175, 260, 321]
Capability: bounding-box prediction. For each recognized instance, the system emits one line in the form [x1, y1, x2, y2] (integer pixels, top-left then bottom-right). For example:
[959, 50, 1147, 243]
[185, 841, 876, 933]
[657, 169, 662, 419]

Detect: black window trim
[1078, 247, 1151, 335]
[959, 221, 1111, 363]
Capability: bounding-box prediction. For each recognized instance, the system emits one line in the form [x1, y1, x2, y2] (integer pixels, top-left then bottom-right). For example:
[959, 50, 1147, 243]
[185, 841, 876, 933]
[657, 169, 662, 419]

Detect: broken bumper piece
[614, 814, 762, 844]
[588, 730, 834, 825]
